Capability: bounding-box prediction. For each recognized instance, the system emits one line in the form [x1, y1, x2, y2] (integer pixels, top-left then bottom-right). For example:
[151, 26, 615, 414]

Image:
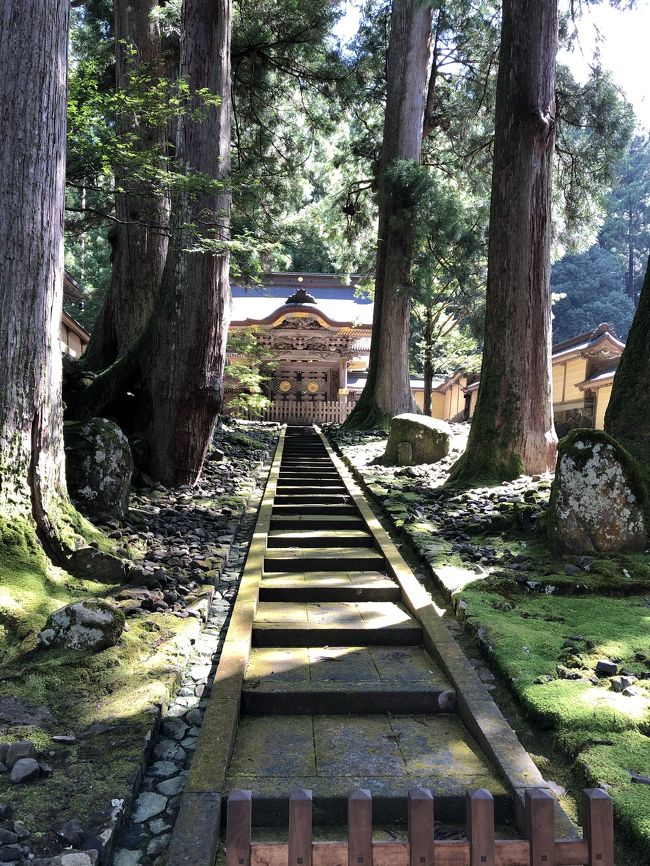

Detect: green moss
[575, 732, 650, 848]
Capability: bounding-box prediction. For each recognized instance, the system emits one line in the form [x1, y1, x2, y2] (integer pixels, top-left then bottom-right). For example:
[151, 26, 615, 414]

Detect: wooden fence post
[289, 789, 313, 866]
[467, 789, 495, 866]
[583, 789, 614, 866]
[348, 789, 373, 866]
[226, 789, 252, 866]
[525, 788, 555, 865]
[408, 787, 434, 866]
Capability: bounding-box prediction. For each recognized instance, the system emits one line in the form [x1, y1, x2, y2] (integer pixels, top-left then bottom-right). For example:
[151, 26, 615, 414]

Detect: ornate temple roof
[231, 273, 373, 328]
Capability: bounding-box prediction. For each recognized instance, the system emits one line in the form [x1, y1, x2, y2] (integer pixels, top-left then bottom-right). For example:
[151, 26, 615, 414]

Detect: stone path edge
[164, 428, 287, 866]
[104, 432, 279, 866]
[320, 429, 577, 839]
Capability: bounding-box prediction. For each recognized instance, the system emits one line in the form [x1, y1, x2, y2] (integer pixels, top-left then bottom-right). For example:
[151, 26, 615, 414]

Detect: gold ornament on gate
[278, 380, 292, 393]
[306, 380, 320, 394]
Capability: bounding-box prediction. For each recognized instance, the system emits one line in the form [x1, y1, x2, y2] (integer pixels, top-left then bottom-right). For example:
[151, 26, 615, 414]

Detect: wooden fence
[225, 787, 614, 866]
[234, 400, 356, 425]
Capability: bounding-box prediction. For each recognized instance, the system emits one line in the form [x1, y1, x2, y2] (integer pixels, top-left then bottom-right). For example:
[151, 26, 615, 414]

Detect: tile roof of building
[231, 273, 373, 327]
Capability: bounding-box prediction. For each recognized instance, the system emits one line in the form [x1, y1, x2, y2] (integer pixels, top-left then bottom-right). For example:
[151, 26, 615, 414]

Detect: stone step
[269, 514, 365, 531]
[260, 571, 400, 602]
[273, 493, 353, 505]
[242, 646, 455, 714]
[281, 457, 334, 463]
[278, 472, 343, 487]
[264, 547, 384, 573]
[275, 486, 349, 497]
[267, 529, 374, 549]
[225, 714, 509, 826]
[252, 601, 420, 646]
[272, 503, 357, 517]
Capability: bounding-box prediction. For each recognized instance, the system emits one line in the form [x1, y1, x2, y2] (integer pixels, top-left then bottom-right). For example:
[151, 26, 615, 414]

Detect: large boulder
[547, 429, 648, 554]
[382, 414, 452, 466]
[64, 418, 133, 520]
[38, 600, 125, 652]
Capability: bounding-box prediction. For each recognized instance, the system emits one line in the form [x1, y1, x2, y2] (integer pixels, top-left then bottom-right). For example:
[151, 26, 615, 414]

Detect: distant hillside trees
[551, 135, 650, 342]
[551, 246, 635, 342]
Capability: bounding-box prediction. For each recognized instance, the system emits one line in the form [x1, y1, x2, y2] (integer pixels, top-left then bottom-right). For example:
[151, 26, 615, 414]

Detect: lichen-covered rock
[38, 600, 125, 652]
[547, 429, 648, 554]
[64, 418, 133, 519]
[382, 414, 452, 466]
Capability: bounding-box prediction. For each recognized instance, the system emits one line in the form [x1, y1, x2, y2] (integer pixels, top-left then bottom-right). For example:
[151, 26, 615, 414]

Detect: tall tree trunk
[605, 254, 650, 485]
[77, 0, 232, 486]
[83, 0, 170, 372]
[423, 305, 434, 416]
[0, 0, 70, 561]
[345, 0, 432, 429]
[447, 0, 558, 484]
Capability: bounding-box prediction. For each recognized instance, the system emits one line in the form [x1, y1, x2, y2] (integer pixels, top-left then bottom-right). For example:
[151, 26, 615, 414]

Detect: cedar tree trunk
[605, 254, 650, 483]
[78, 0, 232, 486]
[447, 0, 558, 484]
[84, 0, 170, 371]
[0, 0, 70, 561]
[345, 0, 432, 428]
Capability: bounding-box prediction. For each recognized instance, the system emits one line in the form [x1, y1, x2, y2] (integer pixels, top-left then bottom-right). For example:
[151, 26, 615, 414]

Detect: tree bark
[605, 254, 650, 484]
[0, 0, 70, 561]
[345, 0, 432, 428]
[447, 0, 558, 484]
[83, 0, 170, 372]
[77, 0, 232, 486]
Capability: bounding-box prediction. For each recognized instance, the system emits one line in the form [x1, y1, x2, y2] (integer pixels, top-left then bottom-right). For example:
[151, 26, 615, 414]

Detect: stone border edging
[164, 428, 287, 866]
[320, 430, 577, 839]
[106, 431, 279, 866]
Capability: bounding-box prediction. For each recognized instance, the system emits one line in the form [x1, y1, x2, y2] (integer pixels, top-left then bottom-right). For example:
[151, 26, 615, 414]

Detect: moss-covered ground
[0, 422, 277, 858]
[332, 426, 650, 861]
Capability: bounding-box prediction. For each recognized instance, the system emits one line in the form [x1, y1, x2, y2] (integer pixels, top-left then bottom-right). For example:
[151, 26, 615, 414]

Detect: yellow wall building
[463, 323, 623, 433]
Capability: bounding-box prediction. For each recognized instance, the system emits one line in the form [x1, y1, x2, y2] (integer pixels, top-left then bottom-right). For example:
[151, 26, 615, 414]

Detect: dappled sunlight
[577, 682, 649, 723]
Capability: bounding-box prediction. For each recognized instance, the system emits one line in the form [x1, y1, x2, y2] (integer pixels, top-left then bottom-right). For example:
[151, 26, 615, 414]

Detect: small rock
[630, 770, 650, 785]
[156, 775, 185, 797]
[38, 600, 125, 652]
[161, 718, 187, 740]
[67, 547, 127, 583]
[148, 818, 171, 836]
[622, 686, 640, 697]
[6, 741, 36, 769]
[534, 674, 555, 685]
[59, 819, 84, 848]
[149, 761, 179, 779]
[10, 757, 40, 784]
[52, 735, 77, 745]
[564, 563, 581, 576]
[146, 834, 171, 857]
[131, 791, 167, 823]
[112, 848, 142, 866]
[12, 822, 29, 840]
[0, 805, 11, 820]
[0, 844, 23, 861]
[595, 659, 618, 677]
[0, 829, 18, 845]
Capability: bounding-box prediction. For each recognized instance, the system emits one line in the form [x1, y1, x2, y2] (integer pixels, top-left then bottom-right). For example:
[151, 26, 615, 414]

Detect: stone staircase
[224, 427, 509, 827]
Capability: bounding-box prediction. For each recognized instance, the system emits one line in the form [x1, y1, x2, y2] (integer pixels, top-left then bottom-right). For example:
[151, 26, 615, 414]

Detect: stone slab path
[224, 428, 506, 825]
[166, 426, 559, 866]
